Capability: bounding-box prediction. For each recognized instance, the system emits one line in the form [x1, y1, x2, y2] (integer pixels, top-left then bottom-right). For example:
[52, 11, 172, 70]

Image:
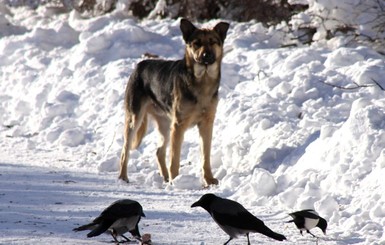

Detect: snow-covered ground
[1, 2, 385, 245]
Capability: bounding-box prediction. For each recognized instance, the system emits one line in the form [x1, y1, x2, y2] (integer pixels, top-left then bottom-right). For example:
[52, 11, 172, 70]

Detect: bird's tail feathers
[260, 226, 287, 241]
[73, 223, 96, 232]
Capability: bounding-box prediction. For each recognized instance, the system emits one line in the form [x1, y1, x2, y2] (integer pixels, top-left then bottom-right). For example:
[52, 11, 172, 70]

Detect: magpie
[191, 193, 286, 244]
[73, 199, 145, 243]
[287, 209, 327, 237]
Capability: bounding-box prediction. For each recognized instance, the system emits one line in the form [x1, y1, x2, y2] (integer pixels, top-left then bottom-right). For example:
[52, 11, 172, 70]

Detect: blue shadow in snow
[257, 130, 320, 172]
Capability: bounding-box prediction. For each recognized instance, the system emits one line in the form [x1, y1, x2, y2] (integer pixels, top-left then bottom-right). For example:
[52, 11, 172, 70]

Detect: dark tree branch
[317, 78, 385, 91]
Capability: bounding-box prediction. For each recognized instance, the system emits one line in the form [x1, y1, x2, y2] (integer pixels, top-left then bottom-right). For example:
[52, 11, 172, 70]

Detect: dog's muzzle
[200, 52, 216, 65]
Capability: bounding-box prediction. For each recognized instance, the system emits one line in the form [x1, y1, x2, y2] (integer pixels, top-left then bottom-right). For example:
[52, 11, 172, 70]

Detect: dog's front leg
[198, 111, 218, 186]
[168, 120, 187, 181]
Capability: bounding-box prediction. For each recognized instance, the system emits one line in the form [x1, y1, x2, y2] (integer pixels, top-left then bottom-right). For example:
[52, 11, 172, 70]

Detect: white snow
[1, 2, 385, 245]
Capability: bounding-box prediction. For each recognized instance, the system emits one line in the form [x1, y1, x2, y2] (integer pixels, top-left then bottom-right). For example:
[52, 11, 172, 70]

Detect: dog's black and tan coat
[118, 19, 229, 186]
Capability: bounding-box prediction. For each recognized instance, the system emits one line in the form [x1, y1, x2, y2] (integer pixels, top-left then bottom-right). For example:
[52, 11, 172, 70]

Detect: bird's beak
[191, 201, 200, 208]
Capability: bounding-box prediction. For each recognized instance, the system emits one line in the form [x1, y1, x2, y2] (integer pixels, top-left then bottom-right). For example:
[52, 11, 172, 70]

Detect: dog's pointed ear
[180, 19, 197, 43]
[214, 22, 230, 42]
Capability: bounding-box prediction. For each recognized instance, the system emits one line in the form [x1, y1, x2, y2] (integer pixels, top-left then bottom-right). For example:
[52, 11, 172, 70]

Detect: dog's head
[181, 19, 229, 66]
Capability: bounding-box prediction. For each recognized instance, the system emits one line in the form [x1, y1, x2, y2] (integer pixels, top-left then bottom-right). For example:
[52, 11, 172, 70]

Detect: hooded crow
[73, 199, 145, 243]
[191, 193, 286, 244]
[287, 209, 327, 237]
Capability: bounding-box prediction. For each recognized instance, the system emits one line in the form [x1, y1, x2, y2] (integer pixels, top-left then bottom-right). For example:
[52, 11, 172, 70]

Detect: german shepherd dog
[118, 19, 229, 186]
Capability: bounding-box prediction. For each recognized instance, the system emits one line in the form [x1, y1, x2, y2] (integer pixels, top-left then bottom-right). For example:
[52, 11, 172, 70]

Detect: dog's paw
[205, 177, 219, 186]
[162, 176, 169, 183]
[118, 175, 129, 183]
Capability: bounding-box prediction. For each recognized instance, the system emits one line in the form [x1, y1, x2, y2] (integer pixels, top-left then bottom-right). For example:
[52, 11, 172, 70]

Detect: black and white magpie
[287, 209, 327, 237]
[73, 199, 145, 243]
[191, 193, 287, 244]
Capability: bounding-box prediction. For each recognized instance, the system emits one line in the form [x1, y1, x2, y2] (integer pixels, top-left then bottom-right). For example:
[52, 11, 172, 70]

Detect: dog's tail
[131, 114, 147, 150]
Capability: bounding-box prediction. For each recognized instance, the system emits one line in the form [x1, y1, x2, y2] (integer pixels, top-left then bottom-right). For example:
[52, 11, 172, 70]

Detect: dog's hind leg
[131, 114, 147, 150]
[118, 108, 147, 182]
[151, 112, 171, 182]
[118, 112, 135, 182]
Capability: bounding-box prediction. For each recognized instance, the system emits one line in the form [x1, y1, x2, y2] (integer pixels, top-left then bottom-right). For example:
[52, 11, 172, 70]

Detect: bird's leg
[300, 230, 303, 236]
[307, 230, 317, 238]
[246, 233, 251, 245]
[110, 233, 119, 244]
[120, 234, 132, 242]
[224, 237, 233, 245]
[128, 226, 142, 242]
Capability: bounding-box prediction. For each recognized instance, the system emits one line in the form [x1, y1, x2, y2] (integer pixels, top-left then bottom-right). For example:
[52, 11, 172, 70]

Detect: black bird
[191, 193, 286, 244]
[73, 199, 145, 243]
[287, 209, 327, 237]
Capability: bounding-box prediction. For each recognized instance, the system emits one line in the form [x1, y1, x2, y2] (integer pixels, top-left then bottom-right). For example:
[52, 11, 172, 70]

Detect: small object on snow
[142, 52, 159, 59]
[287, 209, 327, 237]
[140, 233, 152, 245]
[73, 199, 145, 243]
[191, 193, 286, 244]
